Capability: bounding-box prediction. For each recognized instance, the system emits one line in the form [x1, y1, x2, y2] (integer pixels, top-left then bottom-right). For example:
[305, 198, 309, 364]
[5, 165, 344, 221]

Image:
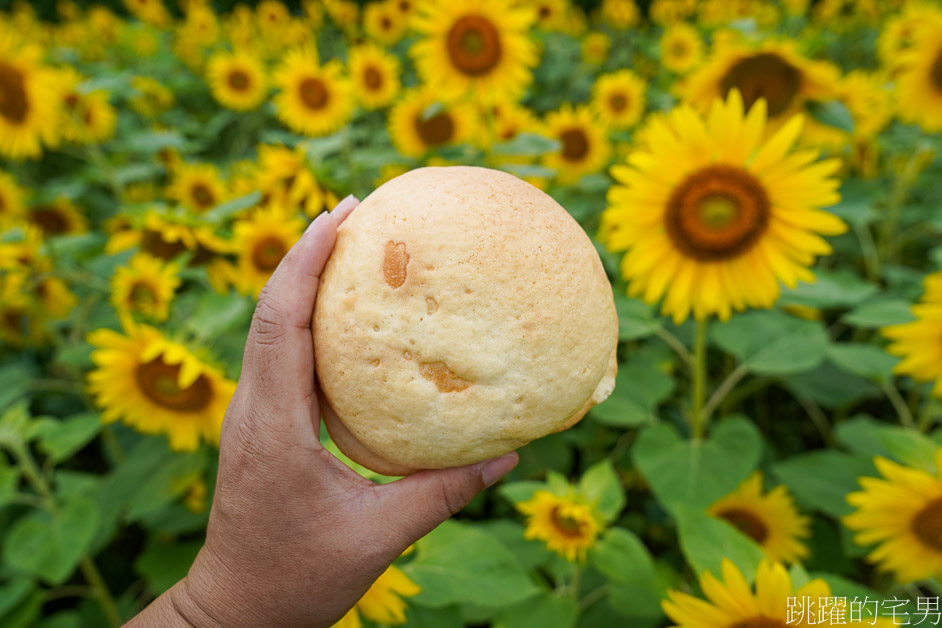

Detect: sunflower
[87, 321, 237, 451]
[274, 48, 353, 137]
[388, 87, 476, 158]
[27, 198, 88, 236]
[35, 275, 77, 320]
[660, 23, 704, 74]
[111, 254, 181, 322]
[252, 143, 332, 218]
[363, 1, 407, 46]
[541, 104, 611, 183]
[516, 490, 603, 562]
[231, 204, 306, 297]
[649, 0, 696, 25]
[123, 0, 171, 27]
[600, 91, 845, 323]
[877, 3, 942, 74]
[532, 0, 570, 31]
[582, 32, 610, 65]
[600, 0, 640, 28]
[707, 472, 810, 564]
[57, 68, 117, 145]
[106, 209, 230, 266]
[663, 559, 884, 627]
[591, 70, 647, 130]
[0, 170, 25, 226]
[0, 34, 60, 159]
[130, 75, 175, 118]
[206, 51, 268, 112]
[166, 162, 229, 213]
[844, 448, 942, 583]
[332, 563, 421, 628]
[349, 44, 400, 110]
[882, 272, 942, 397]
[0, 222, 45, 271]
[896, 17, 942, 132]
[491, 100, 542, 146]
[411, 0, 537, 103]
[0, 272, 45, 347]
[680, 41, 840, 136]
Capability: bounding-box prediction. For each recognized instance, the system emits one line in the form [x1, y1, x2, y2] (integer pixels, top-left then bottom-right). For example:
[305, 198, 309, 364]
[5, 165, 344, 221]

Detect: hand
[127, 196, 518, 628]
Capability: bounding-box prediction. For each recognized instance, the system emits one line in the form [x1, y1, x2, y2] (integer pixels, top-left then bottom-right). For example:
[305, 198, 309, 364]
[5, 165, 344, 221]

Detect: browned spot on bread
[403, 350, 412, 360]
[426, 297, 438, 314]
[383, 241, 409, 288]
[418, 361, 472, 392]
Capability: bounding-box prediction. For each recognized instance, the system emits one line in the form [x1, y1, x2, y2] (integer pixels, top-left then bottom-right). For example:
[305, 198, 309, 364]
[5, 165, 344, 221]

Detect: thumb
[373, 453, 519, 547]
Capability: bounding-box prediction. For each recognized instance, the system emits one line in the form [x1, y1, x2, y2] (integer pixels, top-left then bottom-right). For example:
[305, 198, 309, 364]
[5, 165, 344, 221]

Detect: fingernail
[306, 209, 332, 233]
[331, 194, 358, 214]
[482, 452, 518, 487]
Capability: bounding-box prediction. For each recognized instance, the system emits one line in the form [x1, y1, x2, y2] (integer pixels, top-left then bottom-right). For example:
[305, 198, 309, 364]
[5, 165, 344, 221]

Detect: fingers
[242, 197, 359, 411]
[370, 453, 518, 548]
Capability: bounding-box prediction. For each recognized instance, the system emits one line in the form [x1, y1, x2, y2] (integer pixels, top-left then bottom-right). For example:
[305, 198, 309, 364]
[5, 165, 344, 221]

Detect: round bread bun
[313, 166, 618, 475]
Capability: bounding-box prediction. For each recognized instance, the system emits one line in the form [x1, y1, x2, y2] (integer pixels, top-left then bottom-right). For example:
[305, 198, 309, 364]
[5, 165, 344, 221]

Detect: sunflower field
[3, 0, 942, 626]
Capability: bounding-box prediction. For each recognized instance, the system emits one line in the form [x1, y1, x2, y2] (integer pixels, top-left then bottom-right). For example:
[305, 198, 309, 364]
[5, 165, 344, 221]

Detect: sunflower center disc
[136, 357, 212, 412]
[29, 206, 69, 235]
[716, 506, 770, 543]
[299, 77, 329, 110]
[252, 236, 287, 271]
[665, 164, 771, 261]
[720, 53, 801, 117]
[415, 111, 455, 145]
[609, 93, 628, 113]
[130, 282, 157, 306]
[446, 15, 502, 76]
[560, 128, 589, 160]
[730, 617, 789, 628]
[364, 66, 383, 90]
[550, 506, 586, 538]
[191, 183, 215, 209]
[227, 70, 250, 91]
[141, 229, 188, 261]
[0, 61, 28, 124]
[912, 497, 942, 551]
[931, 49, 942, 92]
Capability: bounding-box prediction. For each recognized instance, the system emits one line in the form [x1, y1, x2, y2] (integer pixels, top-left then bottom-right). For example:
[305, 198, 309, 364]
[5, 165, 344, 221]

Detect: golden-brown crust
[313, 166, 618, 473]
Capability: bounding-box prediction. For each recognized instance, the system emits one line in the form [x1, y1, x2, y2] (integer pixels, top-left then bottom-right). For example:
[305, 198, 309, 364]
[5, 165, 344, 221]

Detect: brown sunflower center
[130, 281, 157, 306]
[551, 506, 587, 539]
[608, 93, 628, 113]
[665, 165, 771, 261]
[715, 507, 769, 544]
[136, 357, 212, 412]
[720, 53, 801, 117]
[252, 236, 287, 271]
[398, 0, 411, 11]
[730, 618, 789, 628]
[560, 128, 589, 161]
[931, 49, 942, 92]
[64, 92, 80, 112]
[227, 69, 251, 92]
[363, 66, 383, 90]
[141, 229, 188, 261]
[446, 15, 502, 76]
[912, 497, 942, 551]
[29, 206, 69, 235]
[380, 16, 392, 30]
[538, 5, 552, 18]
[672, 41, 689, 58]
[0, 61, 28, 124]
[415, 111, 455, 146]
[190, 183, 215, 209]
[299, 77, 329, 110]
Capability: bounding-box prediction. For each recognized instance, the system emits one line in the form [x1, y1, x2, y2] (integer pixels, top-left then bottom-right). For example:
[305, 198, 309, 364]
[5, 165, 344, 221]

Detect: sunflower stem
[700, 364, 748, 426]
[917, 397, 937, 433]
[653, 326, 693, 368]
[569, 564, 582, 601]
[882, 380, 916, 430]
[690, 318, 709, 440]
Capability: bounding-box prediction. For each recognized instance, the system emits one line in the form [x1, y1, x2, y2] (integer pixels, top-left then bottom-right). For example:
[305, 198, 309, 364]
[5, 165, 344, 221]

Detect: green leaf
[632, 416, 761, 515]
[0, 578, 35, 618]
[826, 344, 898, 382]
[135, 539, 202, 594]
[5, 495, 100, 585]
[590, 528, 663, 623]
[493, 592, 577, 628]
[491, 133, 561, 156]
[500, 163, 557, 179]
[577, 459, 625, 522]
[478, 520, 553, 571]
[613, 293, 662, 341]
[32, 413, 102, 463]
[0, 402, 33, 449]
[185, 291, 253, 341]
[842, 300, 916, 328]
[0, 590, 42, 628]
[712, 310, 828, 375]
[783, 363, 881, 408]
[781, 269, 878, 309]
[771, 450, 876, 517]
[202, 191, 263, 222]
[116, 130, 187, 154]
[0, 461, 19, 507]
[405, 520, 539, 608]
[835, 415, 940, 472]
[498, 481, 544, 505]
[591, 354, 674, 428]
[304, 131, 347, 165]
[806, 100, 854, 133]
[0, 365, 34, 412]
[675, 506, 765, 581]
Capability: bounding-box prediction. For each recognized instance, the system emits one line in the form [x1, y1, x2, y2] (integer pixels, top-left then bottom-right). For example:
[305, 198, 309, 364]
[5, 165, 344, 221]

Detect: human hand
[126, 196, 519, 628]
